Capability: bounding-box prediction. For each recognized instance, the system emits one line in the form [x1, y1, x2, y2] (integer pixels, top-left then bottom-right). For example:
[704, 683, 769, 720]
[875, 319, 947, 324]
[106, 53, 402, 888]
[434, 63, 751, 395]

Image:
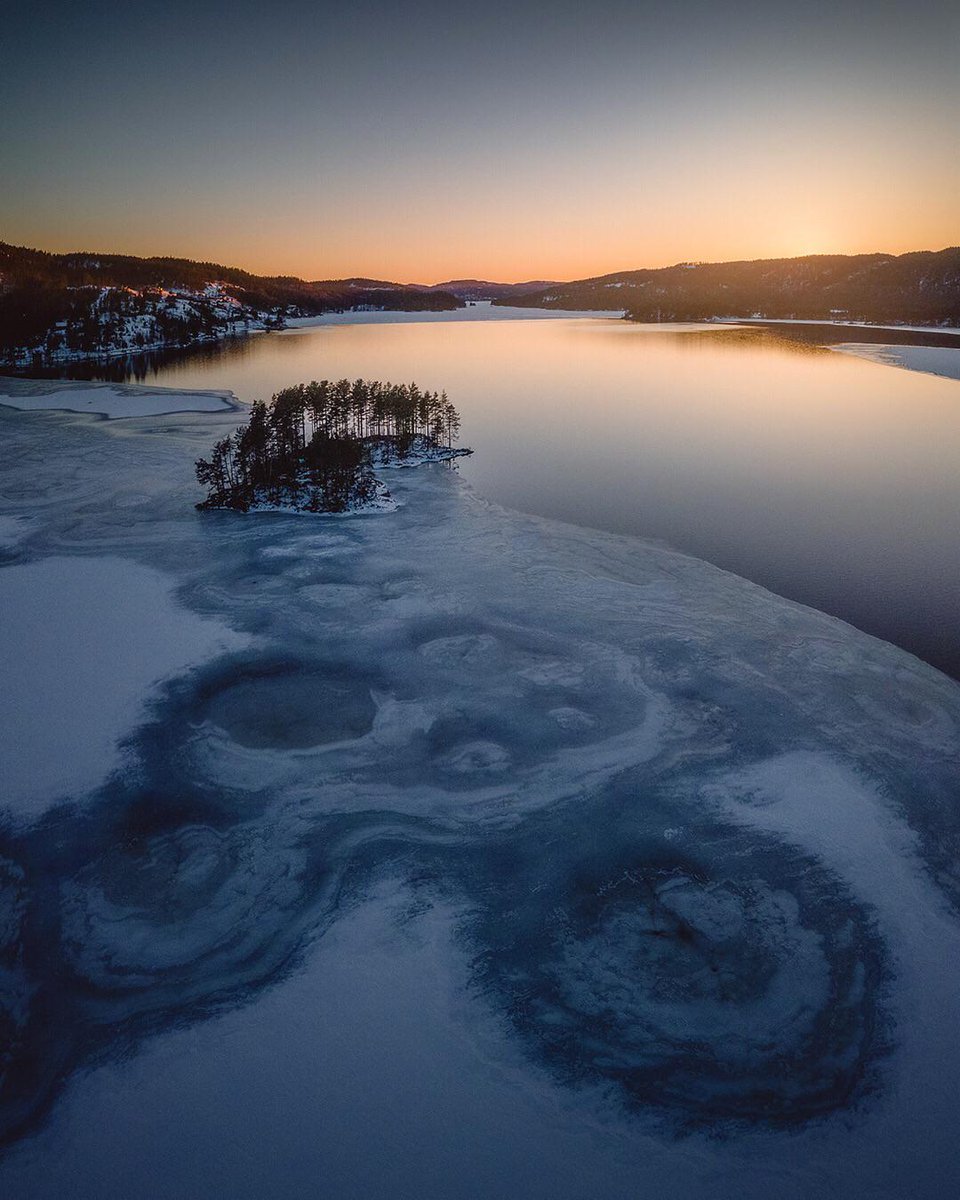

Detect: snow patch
[0, 557, 245, 819]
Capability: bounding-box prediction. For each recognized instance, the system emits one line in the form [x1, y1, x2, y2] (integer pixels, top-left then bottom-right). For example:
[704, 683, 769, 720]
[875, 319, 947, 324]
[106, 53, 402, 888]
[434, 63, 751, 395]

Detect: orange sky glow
[3, 2, 957, 283]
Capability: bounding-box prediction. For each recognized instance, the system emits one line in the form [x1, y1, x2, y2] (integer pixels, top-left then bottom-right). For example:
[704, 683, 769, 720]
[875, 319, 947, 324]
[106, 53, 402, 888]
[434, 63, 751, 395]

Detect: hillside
[0, 243, 461, 365]
[499, 249, 960, 326]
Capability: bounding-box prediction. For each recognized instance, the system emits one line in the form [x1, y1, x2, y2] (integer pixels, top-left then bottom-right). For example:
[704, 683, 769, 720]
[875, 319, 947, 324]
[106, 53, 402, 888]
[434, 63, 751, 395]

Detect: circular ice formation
[417, 633, 505, 671]
[202, 661, 377, 749]
[60, 823, 306, 998]
[436, 739, 513, 776]
[554, 874, 829, 1063]
[468, 800, 885, 1128]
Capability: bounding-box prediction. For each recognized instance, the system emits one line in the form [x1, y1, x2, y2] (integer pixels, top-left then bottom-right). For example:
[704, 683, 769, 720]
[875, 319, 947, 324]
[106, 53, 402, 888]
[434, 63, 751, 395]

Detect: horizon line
[4, 239, 959, 290]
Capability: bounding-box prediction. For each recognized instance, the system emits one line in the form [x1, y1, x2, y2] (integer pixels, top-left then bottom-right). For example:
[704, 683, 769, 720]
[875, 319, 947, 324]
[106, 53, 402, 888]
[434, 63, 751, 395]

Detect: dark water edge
[1, 337, 254, 384]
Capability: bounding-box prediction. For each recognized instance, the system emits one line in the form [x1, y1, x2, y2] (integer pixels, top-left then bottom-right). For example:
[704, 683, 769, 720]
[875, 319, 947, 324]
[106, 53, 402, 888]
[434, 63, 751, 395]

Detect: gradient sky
[2, 0, 957, 282]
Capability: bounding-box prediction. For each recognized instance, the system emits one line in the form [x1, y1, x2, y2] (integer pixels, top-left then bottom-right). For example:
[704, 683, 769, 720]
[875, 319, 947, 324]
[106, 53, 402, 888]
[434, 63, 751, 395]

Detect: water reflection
[11, 318, 960, 677]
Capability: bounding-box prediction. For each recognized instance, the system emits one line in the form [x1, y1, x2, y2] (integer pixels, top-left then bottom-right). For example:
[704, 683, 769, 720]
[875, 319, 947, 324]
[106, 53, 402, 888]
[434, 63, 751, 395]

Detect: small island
[195, 378, 470, 513]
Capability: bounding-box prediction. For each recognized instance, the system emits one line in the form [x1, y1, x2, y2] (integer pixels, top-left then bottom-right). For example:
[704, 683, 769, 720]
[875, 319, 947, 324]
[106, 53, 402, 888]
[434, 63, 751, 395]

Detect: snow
[0, 378, 239, 418]
[0, 387, 959, 1197]
[366, 436, 471, 469]
[2, 281, 276, 367]
[0, 556, 245, 819]
[246, 476, 400, 516]
[831, 342, 960, 383]
[211, 441, 468, 516]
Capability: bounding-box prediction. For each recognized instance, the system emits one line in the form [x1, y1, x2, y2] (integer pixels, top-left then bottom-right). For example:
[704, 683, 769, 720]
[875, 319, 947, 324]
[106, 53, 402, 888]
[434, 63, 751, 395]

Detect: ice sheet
[0, 394, 959, 1197]
[0, 557, 245, 818]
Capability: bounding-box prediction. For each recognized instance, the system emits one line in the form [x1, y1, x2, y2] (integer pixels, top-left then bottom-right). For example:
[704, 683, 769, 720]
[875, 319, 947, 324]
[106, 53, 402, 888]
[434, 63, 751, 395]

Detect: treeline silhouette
[196, 379, 463, 513]
[499, 249, 960, 325]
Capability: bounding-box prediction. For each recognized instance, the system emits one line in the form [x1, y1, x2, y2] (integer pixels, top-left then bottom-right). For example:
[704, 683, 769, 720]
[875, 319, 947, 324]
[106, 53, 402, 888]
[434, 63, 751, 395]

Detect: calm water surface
[48, 316, 960, 678]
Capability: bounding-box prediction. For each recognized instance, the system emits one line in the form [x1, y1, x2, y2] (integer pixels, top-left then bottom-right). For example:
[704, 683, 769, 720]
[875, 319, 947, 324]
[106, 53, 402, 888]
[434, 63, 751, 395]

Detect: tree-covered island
[195, 379, 470, 513]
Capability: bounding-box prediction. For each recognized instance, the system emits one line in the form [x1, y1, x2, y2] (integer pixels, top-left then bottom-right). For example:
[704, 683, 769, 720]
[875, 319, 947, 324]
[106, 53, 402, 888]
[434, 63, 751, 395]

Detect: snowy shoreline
[2, 321, 268, 369]
[714, 316, 960, 338]
[203, 439, 473, 517]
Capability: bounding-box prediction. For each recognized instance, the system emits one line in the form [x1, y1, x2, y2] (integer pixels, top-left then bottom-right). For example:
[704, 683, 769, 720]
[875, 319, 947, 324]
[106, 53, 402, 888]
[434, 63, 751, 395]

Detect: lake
[39, 309, 960, 678]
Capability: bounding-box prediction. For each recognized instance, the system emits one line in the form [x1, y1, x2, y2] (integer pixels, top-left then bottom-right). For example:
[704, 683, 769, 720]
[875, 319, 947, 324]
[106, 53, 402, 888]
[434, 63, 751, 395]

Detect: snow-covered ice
[0, 515, 31, 553]
[0, 384, 959, 1197]
[0, 377, 239, 418]
[0, 557, 245, 819]
[831, 342, 960, 383]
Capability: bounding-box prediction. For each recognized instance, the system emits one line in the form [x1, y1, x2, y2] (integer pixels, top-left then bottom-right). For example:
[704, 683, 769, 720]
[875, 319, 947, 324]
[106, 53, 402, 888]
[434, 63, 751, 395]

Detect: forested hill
[0, 242, 462, 365]
[0, 243, 462, 312]
[498, 249, 960, 325]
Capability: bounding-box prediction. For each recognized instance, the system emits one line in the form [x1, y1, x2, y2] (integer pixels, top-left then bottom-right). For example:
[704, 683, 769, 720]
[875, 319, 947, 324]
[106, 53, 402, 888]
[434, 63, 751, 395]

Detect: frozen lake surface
[0, 385, 959, 1198]
[20, 309, 960, 677]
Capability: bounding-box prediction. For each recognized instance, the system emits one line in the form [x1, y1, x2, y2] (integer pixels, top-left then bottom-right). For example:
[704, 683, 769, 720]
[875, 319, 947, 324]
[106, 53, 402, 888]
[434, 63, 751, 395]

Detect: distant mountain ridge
[0, 243, 462, 316]
[412, 279, 560, 301]
[498, 249, 960, 326]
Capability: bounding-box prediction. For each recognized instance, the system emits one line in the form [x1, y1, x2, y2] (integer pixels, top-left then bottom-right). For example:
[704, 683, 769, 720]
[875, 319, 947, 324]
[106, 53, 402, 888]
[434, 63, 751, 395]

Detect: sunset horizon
[3, 3, 960, 1198]
[4, 2, 957, 283]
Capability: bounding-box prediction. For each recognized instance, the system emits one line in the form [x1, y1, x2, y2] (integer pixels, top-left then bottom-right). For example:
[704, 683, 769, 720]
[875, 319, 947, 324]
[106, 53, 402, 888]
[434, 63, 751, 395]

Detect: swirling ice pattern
[459, 785, 884, 1127]
[1, 624, 887, 1144]
[0, 636, 891, 1145]
[0, 412, 957, 1156]
[60, 824, 307, 995]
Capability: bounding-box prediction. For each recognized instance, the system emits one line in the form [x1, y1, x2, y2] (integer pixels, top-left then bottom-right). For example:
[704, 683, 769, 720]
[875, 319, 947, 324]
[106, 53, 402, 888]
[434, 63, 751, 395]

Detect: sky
[1, 0, 957, 282]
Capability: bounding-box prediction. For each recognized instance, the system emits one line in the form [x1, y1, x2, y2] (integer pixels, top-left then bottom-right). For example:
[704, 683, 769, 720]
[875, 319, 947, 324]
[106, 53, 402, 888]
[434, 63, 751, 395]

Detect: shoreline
[713, 316, 960, 347]
[0, 318, 272, 371]
[830, 342, 960, 384]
